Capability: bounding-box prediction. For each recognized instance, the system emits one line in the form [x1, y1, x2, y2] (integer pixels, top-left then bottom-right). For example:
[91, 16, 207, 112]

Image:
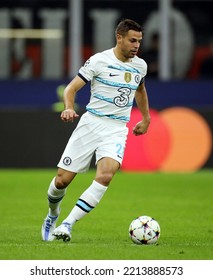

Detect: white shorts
[57, 112, 129, 173]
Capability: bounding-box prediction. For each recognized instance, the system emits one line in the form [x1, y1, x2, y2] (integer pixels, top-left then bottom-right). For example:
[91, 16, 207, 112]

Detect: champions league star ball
[129, 216, 160, 245]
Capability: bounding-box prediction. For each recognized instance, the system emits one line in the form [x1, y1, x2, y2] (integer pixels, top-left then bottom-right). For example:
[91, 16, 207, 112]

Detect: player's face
[118, 30, 142, 60]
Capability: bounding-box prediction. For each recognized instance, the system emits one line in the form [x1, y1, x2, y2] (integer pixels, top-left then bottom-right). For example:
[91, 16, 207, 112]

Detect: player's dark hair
[115, 19, 143, 37]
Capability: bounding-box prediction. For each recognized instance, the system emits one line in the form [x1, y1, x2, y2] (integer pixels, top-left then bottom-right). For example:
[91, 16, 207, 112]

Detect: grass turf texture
[0, 169, 212, 260]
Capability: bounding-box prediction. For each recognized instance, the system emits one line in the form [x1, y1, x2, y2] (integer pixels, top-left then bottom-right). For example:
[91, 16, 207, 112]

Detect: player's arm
[133, 82, 151, 136]
[61, 75, 86, 122]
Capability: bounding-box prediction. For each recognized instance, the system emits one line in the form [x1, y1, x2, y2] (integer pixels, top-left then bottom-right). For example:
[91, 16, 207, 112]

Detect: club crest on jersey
[135, 74, 140, 84]
[124, 72, 132, 83]
[63, 157, 72, 166]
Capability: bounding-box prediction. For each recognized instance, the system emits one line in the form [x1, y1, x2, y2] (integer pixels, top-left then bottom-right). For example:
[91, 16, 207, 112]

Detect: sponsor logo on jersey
[109, 73, 119, 77]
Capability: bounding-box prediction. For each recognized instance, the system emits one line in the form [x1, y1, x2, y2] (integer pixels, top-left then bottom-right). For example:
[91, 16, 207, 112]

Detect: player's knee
[95, 171, 113, 186]
[55, 176, 69, 189]
[55, 169, 76, 189]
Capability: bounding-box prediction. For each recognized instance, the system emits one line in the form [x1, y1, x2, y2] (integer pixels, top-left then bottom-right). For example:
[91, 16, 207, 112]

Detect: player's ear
[116, 33, 122, 42]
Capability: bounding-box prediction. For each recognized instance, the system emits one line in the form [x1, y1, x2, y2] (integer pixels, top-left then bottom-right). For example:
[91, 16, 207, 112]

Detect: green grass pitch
[0, 169, 212, 260]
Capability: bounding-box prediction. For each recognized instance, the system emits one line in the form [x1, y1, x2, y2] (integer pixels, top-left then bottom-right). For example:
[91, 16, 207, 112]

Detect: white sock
[63, 180, 107, 226]
[47, 177, 66, 217]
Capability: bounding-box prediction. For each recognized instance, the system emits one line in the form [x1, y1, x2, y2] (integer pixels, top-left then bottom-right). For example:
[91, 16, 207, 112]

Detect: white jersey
[78, 48, 147, 123]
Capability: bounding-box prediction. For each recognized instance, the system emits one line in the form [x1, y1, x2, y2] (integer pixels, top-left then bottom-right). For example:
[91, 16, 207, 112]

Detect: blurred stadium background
[0, 0, 213, 172]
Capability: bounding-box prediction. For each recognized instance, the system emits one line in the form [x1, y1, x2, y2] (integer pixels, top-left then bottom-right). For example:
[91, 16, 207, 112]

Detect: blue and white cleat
[41, 215, 58, 241]
[53, 222, 72, 242]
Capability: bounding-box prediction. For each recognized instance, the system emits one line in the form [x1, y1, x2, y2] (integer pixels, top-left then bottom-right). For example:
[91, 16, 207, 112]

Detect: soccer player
[41, 19, 151, 242]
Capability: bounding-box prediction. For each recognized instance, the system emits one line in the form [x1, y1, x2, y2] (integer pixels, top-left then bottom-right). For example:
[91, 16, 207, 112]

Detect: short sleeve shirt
[78, 48, 147, 123]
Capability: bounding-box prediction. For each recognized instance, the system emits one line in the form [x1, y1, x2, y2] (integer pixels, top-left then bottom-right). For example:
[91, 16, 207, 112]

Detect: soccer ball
[129, 215, 160, 245]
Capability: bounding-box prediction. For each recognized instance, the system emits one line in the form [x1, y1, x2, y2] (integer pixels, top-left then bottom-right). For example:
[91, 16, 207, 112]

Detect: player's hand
[133, 119, 150, 136]
[61, 109, 79, 122]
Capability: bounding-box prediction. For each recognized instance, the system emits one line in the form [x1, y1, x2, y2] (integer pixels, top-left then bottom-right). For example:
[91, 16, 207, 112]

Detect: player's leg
[41, 168, 76, 241]
[94, 156, 120, 185]
[48, 168, 77, 215]
[53, 157, 120, 242]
